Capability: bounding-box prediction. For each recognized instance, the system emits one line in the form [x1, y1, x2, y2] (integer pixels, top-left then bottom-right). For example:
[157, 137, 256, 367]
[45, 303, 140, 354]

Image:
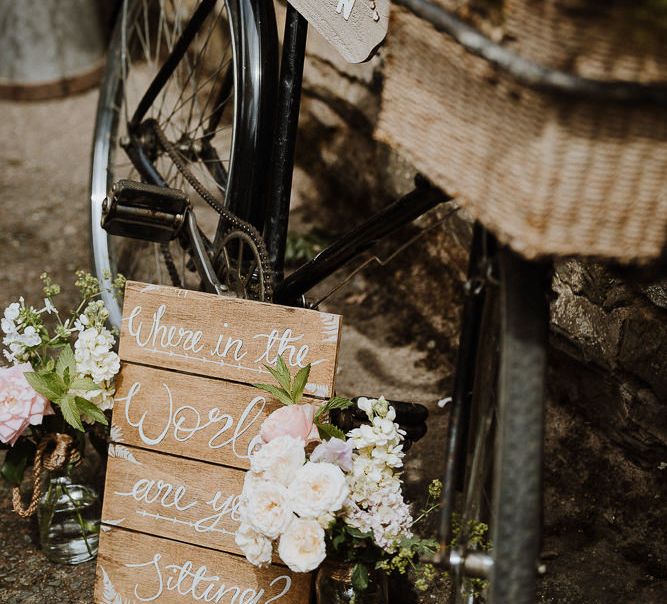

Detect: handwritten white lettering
[126, 553, 292, 603]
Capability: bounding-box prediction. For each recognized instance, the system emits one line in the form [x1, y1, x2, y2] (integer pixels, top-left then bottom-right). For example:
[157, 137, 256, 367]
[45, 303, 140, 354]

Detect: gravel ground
[1, 89, 665, 604]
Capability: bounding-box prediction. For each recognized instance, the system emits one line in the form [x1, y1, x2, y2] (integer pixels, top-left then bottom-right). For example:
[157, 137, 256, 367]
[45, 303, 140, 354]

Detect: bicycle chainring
[142, 118, 273, 301]
[213, 229, 272, 302]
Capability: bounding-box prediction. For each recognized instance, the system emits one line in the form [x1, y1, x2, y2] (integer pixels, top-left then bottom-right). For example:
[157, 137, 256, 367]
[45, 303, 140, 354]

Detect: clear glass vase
[315, 561, 388, 604]
[37, 474, 101, 564]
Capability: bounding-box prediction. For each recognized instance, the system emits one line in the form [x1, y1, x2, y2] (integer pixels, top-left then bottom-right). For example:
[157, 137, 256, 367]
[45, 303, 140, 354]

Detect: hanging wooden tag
[288, 0, 390, 63]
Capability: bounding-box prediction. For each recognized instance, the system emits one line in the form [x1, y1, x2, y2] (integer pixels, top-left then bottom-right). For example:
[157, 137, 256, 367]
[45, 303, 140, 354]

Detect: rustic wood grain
[288, 0, 389, 63]
[102, 446, 247, 556]
[95, 283, 340, 603]
[94, 529, 312, 604]
[120, 281, 341, 398]
[111, 362, 319, 469]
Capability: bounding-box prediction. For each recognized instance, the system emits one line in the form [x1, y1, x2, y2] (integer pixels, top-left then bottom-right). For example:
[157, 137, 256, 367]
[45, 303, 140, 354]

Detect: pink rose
[260, 404, 320, 444]
[311, 437, 354, 472]
[0, 364, 53, 446]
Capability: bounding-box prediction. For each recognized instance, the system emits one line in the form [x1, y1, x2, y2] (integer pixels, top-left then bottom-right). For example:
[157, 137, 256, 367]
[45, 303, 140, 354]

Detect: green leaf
[75, 397, 108, 426]
[316, 422, 347, 441]
[253, 383, 294, 407]
[0, 439, 36, 486]
[346, 526, 372, 540]
[291, 364, 311, 404]
[70, 377, 99, 392]
[24, 371, 64, 401]
[58, 395, 84, 432]
[276, 354, 290, 381]
[316, 395, 353, 420]
[351, 563, 369, 592]
[265, 355, 292, 394]
[56, 345, 76, 379]
[332, 531, 347, 551]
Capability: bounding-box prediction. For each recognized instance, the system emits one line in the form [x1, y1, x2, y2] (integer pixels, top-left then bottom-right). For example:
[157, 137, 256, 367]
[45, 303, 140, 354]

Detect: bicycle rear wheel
[450, 232, 548, 604]
[89, 0, 277, 328]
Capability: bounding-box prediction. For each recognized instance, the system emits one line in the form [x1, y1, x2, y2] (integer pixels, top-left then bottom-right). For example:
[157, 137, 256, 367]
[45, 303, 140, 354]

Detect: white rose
[288, 461, 349, 519]
[241, 480, 294, 539]
[235, 523, 273, 567]
[250, 435, 305, 486]
[278, 518, 326, 573]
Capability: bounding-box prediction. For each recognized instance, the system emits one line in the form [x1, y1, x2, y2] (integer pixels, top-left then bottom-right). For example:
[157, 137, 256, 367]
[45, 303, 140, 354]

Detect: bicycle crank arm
[102, 180, 227, 296]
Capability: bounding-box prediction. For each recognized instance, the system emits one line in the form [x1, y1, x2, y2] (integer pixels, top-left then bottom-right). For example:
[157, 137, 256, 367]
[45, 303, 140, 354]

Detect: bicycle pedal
[102, 180, 190, 243]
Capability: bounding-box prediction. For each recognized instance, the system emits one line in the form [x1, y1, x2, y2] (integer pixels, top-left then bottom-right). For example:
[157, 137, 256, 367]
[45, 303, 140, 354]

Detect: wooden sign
[97, 531, 312, 604]
[120, 281, 341, 398]
[95, 282, 343, 604]
[288, 0, 390, 63]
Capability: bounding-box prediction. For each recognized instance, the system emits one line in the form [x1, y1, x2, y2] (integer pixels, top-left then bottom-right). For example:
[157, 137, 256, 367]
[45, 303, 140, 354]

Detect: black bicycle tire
[489, 247, 548, 604]
[89, 0, 278, 327]
[452, 241, 547, 604]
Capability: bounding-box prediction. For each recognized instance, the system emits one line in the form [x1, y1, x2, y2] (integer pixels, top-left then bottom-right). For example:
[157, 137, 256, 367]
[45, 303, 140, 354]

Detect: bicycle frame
[119, 0, 449, 308]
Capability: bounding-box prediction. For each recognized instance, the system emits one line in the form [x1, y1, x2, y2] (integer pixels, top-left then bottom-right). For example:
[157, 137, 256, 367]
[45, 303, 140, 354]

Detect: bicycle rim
[90, 0, 238, 327]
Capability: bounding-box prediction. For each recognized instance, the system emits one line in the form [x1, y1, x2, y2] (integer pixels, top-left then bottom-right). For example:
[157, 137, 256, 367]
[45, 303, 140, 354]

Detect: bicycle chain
[144, 118, 274, 302]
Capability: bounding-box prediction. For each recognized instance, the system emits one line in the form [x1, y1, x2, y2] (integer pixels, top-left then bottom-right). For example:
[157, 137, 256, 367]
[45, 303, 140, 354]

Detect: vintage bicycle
[88, 1, 666, 602]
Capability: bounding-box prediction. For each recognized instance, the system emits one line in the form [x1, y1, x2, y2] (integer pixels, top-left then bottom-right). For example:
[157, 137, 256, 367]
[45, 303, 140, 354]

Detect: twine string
[11, 433, 81, 518]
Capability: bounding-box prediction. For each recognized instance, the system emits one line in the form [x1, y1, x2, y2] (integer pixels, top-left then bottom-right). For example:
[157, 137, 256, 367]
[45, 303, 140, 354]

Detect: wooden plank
[95, 528, 311, 604]
[101, 446, 247, 556]
[288, 0, 389, 63]
[112, 363, 314, 470]
[119, 281, 341, 398]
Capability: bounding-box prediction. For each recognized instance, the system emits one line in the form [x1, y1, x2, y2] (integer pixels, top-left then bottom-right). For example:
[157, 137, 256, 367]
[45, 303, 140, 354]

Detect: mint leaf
[24, 371, 64, 401]
[316, 422, 346, 441]
[346, 526, 372, 540]
[58, 395, 84, 432]
[253, 384, 294, 407]
[316, 396, 353, 420]
[70, 377, 99, 392]
[75, 397, 108, 426]
[352, 563, 369, 592]
[265, 355, 292, 394]
[276, 355, 290, 381]
[0, 439, 36, 486]
[291, 364, 311, 404]
[56, 345, 76, 379]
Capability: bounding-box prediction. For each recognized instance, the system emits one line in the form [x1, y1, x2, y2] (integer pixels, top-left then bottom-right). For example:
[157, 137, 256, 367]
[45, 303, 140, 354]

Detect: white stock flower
[235, 523, 273, 567]
[42, 299, 57, 315]
[357, 397, 373, 419]
[74, 327, 120, 384]
[3, 303, 20, 323]
[289, 461, 349, 519]
[250, 435, 305, 486]
[86, 384, 115, 411]
[278, 518, 326, 573]
[240, 480, 294, 539]
[18, 326, 41, 348]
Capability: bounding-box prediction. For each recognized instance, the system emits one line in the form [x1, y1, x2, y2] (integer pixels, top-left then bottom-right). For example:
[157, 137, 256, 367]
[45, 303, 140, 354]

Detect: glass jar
[315, 560, 388, 604]
[37, 474, 100, 564]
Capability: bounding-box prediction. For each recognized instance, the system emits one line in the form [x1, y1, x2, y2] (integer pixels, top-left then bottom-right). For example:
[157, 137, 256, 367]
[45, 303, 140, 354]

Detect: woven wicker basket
[377, 0, 667, 262]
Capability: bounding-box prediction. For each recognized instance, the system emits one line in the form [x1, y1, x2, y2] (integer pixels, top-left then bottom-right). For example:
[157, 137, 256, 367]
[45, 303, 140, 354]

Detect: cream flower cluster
[73, 302, 120, 410]
[344, 397, 413, 552]
[236, 397, 414, 573]
[236, 435, 349, 572]
[2, 300, 44, 363]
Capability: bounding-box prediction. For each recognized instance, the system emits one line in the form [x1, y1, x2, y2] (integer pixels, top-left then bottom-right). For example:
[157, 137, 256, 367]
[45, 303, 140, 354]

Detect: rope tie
[11, 433, 81, 518]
